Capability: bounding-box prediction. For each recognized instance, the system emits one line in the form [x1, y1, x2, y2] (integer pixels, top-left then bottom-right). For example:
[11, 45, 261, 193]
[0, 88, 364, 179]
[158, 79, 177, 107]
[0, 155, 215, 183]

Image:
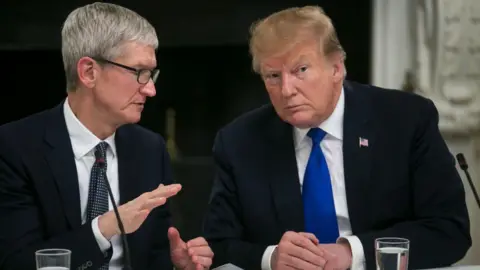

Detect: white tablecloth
[214, 264, 480, 270]
[212, 264, 242, 270]
[421, 266, 480, 270]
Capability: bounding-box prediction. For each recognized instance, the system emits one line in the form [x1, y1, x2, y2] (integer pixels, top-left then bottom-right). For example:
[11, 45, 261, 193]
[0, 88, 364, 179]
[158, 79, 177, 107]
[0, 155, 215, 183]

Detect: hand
[320, 243, 352, 270]
[169, 227, 214, 270]
[98, 183, 182, 239]
[272, 231, 326, 270]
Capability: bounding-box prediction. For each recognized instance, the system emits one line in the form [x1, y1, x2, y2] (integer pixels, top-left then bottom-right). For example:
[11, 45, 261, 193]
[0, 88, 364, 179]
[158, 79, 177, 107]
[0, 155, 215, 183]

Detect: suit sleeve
[147, 136, 173, 270]
[0, 138, 111, 270]
[203, 129, 269, 269]
[356, 99, 471, 270]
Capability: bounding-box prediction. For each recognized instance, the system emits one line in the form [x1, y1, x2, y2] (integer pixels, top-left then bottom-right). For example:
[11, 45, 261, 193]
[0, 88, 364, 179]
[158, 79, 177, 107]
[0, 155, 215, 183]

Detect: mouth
[286, 104, 303, 110]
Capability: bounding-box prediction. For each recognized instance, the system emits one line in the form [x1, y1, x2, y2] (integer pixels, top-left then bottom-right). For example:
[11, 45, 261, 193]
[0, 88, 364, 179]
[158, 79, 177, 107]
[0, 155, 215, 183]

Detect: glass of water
[375, 237, 409, 270]
[35, 249, 71, 270]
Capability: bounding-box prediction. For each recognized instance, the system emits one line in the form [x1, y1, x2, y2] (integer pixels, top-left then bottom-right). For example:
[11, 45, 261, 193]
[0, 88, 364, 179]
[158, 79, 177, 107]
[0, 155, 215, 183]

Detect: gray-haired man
[0, 2, 213, 270]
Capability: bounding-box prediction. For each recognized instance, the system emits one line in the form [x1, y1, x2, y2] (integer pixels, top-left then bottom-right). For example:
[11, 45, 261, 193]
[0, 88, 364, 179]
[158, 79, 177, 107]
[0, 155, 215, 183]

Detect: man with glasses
[0, 2, 213, 270]
[92, 58, 161, 85]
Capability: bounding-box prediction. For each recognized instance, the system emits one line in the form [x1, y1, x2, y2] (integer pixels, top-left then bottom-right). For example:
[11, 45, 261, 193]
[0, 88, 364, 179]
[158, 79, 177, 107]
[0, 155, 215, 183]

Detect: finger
[150, 183, 182, 199]
[186, 237, 208, 247]
[320, 248, 338, 270]
[188, 246, 214, 257]
[284, 254, 319, 270]
[286, 243, 326, 268]
[324, 260, 336, 270]
[318, 245, 337, 261]
[192, 256, 212, 268]
[168, 227, 186, 250]
[140, 197, 167, 211]
[277, 266, 298, 270]
[290, 234, 324, 258]
[274, 261, 298, 270]
[298, 232, 319, 245]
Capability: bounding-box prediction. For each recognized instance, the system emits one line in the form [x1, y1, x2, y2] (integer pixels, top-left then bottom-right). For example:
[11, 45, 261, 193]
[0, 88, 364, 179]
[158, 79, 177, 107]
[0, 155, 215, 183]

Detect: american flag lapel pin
[359, 137, 369, 148]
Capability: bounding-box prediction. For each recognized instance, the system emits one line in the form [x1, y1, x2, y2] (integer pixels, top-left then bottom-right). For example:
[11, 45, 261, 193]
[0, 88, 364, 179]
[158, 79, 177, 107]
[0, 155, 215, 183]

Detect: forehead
[115, 42, 157, 68]
[261, 42, 322, 70]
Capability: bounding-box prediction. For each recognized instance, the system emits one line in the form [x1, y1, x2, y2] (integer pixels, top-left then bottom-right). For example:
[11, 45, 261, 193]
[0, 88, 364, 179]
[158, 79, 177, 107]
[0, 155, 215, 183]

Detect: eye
[297, 66, 308, 73]
[264, 72, 280, 80]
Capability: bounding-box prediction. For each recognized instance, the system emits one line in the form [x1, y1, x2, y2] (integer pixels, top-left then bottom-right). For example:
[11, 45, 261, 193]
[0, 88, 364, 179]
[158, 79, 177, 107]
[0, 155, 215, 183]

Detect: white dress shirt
[63, 99, 123, 269]
[260, 89, 366, 270]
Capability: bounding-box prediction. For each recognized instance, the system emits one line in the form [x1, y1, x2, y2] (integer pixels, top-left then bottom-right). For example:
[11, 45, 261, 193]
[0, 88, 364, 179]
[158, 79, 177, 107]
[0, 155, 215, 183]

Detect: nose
[140, 79, 156, 97]
[280, 73, 296, 97]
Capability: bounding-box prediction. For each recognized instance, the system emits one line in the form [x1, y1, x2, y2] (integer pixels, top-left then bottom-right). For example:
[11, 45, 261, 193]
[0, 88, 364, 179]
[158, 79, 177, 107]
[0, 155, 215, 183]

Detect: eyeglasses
[93, 58, 160, 84]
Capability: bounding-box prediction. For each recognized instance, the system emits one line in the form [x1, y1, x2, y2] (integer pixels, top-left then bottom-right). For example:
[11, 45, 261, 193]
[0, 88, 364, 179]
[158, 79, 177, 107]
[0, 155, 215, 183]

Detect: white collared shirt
[63, 99, 123, 269]
[261, 88, 366, 270]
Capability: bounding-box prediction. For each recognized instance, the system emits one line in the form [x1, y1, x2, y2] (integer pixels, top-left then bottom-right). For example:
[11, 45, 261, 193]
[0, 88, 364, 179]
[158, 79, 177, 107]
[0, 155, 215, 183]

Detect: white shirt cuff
[92, 216, 111, 252]
[261, 245, 277, 270]
[338, 235, 366, 270]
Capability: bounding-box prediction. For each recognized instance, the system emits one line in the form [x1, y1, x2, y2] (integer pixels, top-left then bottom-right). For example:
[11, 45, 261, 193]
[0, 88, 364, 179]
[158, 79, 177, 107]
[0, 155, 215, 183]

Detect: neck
[308, 83, 343, 128]
[67, 90, 117, 140]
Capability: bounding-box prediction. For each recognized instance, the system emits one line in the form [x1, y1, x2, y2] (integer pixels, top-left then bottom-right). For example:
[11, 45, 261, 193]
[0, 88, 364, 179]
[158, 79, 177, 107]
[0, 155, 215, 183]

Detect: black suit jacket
[0, 102, 173, 270]
[203, 81, 471, 270]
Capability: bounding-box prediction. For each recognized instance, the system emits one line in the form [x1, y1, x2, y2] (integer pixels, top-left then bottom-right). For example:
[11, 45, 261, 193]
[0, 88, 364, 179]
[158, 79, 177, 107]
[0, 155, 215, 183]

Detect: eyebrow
[133, 64, 157, 70]
[291, 55, 309, 66]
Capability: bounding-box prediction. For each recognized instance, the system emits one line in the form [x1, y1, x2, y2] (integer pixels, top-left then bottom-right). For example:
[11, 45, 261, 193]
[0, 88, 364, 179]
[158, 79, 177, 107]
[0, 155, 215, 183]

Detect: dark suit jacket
[203, 81, 471, 270]
[0, 102, 173, 270]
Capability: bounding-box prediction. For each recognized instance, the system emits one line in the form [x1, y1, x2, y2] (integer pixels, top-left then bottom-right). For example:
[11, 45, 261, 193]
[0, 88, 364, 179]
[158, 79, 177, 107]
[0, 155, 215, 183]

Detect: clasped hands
[272, 231, 352, 270]
[98, 183, 214, 270]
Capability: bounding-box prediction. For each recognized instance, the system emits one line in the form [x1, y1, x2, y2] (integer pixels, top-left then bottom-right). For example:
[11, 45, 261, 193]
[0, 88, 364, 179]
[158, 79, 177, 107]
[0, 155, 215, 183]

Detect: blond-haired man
[203, 6, 470, 270]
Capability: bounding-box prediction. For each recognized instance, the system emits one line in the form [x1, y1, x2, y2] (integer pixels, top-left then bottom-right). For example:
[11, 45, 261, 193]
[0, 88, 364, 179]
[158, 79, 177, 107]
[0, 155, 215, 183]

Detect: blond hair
[249, 6, 346, 73]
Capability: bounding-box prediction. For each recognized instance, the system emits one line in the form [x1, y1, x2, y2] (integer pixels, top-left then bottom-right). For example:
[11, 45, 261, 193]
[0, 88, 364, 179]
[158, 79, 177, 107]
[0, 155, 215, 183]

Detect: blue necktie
[302, 128, 339, 243]
[86, 142, 109, 270]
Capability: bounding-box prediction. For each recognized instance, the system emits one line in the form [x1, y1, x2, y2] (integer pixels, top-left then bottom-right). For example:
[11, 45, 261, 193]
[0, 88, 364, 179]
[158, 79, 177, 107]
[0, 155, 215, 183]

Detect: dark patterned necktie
[86, 141, 110, 270]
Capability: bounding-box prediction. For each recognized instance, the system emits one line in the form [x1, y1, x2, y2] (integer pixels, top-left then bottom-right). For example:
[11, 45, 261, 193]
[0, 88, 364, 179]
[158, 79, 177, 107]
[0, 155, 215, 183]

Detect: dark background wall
[0, 0, 372, 240]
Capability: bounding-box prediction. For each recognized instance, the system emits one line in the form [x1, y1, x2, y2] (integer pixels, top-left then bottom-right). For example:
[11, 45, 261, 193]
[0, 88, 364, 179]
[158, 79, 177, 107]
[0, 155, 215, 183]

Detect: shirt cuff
[261, 245, 278, 270]
[338, 235, 366, 270]
[92, 216, 112, 252]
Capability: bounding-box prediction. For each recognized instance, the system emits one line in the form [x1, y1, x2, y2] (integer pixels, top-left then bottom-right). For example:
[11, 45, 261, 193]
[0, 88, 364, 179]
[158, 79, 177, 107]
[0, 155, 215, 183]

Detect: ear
[329, 53, 345, 83]
[77, 57, 99, 89]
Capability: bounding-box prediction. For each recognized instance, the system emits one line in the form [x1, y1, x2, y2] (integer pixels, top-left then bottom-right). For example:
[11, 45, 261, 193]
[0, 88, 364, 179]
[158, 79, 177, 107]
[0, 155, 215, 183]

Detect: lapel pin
[359, 137, 369, 148]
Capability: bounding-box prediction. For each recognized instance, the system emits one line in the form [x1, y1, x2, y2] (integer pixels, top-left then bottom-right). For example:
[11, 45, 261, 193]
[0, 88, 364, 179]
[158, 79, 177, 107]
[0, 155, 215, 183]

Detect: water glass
[375, 237, 409, 270]
[35, 249, 71, 270]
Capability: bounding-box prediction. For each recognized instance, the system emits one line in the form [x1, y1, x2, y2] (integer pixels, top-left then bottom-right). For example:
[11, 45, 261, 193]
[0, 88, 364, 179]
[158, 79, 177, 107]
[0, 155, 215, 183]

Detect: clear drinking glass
[35, 249, 71, 270]
[375, 237, 409, 270]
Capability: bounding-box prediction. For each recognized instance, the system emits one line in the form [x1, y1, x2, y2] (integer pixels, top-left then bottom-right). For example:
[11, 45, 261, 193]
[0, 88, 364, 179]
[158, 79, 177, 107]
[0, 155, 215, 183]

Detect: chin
[284, 112, 317, 128]
[124, 113, 142, 124]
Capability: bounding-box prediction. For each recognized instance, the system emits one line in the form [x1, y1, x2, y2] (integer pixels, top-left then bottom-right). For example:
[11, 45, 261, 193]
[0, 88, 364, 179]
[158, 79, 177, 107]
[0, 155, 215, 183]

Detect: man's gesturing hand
[169, 227, 214, 270]
[98, 183, 182, 239]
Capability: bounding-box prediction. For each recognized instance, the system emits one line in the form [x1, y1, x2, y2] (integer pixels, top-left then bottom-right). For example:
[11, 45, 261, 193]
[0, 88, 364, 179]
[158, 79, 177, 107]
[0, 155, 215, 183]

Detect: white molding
[371, 0, 413, 90]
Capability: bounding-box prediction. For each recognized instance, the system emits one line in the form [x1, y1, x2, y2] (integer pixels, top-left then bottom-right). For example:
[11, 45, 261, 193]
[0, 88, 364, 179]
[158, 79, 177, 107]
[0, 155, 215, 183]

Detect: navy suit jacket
[0, 102, 173, 270]
[203, 81, 471, 270]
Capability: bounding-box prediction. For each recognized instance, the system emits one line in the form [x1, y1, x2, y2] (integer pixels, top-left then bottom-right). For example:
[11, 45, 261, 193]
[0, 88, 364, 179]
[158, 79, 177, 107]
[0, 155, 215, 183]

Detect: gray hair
[61, 2, 158, 91]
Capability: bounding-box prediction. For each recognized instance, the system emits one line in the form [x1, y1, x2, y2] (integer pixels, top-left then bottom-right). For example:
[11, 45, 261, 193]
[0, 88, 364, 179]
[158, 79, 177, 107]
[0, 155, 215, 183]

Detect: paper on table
[212, 263, 244, 270]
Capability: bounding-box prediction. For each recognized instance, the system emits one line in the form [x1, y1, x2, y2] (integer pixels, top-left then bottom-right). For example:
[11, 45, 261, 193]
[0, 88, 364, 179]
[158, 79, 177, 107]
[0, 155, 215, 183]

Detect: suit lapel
[43, 102, 82, 228]
[115, 126, 143, 266]
[115, 126, 138, 205]
[266, 112, 304, 232]
[342, 82, 375, 232]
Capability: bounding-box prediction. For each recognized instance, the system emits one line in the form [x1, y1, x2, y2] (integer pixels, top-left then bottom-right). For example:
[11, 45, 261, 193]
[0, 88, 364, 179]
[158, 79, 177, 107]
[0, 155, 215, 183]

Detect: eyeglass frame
[92, 57, 160, 84]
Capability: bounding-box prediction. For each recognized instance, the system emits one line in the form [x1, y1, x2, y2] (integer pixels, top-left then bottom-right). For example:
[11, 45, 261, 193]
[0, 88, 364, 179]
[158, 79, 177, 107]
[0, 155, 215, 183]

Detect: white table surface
[213, 264, 480, 270]
[421, 266, 480, 270]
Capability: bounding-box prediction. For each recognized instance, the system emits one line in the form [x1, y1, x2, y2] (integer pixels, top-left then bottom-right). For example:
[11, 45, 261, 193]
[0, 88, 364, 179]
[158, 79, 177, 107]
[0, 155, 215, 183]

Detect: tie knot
[94, 142, 108, 161]
[307, 128, 327, 145]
